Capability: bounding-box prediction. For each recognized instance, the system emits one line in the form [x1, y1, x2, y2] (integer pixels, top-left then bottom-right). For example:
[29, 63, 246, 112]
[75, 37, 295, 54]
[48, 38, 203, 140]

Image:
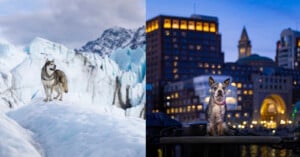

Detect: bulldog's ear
[224, 78, 230, 87]
[46, 58, 49, 62]
[209, 76, 215, 86]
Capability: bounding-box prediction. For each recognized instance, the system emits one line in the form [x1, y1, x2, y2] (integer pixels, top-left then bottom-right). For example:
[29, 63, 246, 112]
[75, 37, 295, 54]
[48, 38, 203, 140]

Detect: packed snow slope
[0, 113, 42, 157]
[7, 99, 145, 157]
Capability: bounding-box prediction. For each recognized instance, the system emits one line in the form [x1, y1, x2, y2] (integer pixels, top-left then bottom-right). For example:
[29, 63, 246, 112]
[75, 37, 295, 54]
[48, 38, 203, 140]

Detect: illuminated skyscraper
[146, 14, 224, 113]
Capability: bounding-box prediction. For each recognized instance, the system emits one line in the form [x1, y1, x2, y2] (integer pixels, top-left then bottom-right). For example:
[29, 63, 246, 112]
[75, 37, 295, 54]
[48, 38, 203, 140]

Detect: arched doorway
[260, 94, 286, 128]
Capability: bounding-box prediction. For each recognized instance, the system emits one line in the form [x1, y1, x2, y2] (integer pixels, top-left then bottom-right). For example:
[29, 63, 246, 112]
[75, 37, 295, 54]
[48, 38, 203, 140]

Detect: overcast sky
[147, 0, 300, 62]
[0, 0, 145, 49]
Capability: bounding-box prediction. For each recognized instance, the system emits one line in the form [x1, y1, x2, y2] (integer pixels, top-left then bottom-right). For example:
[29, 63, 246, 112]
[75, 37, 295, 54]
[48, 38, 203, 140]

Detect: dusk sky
[146, 0, 300, 62]
[0, 0, 145, 49]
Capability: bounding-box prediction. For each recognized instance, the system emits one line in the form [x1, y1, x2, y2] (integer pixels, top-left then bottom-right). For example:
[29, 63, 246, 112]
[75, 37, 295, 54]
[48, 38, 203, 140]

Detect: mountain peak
[75, 26, 145, 56]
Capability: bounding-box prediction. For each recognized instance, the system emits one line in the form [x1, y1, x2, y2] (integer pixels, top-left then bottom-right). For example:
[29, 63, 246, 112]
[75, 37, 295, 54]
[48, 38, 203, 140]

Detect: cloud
[0, 0, 145, 48]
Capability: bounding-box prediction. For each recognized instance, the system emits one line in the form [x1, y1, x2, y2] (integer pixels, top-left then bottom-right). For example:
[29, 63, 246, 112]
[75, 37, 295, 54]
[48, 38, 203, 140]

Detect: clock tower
[238, 27, 251, 59]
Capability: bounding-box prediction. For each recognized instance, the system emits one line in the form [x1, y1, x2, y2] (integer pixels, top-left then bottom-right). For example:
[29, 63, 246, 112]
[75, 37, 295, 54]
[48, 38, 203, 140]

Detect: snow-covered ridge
[0, 29, 145, 117]
[76, 26, 145, 56]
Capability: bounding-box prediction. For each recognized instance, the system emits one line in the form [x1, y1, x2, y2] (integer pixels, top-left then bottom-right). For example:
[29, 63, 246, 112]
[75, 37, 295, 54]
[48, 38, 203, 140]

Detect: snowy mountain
[0, 26, 145, 156]
[75, 26, 145, 56]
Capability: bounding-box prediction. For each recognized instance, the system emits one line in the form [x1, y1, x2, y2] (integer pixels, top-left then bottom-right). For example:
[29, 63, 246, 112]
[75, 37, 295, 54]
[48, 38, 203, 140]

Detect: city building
[276, 28, 300, 70]
[147, 14, 300, 129]
[238, 27, 252, 59]
[146, 14, 224, 113]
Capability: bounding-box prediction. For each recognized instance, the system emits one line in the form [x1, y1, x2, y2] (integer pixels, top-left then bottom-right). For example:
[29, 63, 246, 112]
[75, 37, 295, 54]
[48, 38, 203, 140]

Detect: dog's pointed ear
[209, 76, 215, 86]
[224, 78, 230, 87]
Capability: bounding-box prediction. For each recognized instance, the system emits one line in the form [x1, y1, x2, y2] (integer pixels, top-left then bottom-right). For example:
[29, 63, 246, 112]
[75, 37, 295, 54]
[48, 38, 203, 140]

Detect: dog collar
[216, 101, 226, 106]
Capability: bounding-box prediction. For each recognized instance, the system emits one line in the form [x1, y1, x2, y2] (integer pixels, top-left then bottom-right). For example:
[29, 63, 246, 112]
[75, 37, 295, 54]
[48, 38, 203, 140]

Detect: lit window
[173, 68, 178, 74]
[154, 20, 159, 29]
[210, 23, 216, 32]
[174, 108, 178, 113]
[238, 96, 242, 101]
[173, 61, 178, 66]
[237, 83, 242, 88]
[165, 30, 170, 36]
[235, 113, 240, 118]
[227, 114, 231, 118]
[174, 74, 179, 79]
[231, 82, 236, 87]
[164, 19, 171, 28]
[196, 45, 201, 50]
[197, 105, 202, 111]
[243, 90, 248, 95]
[192, 105, 196, 110]
[179, 107, 183, 113]
[146, 24, 150, 33]
[244, 113, 248, 117]
[187, 106, 191, 112]
[171, 108, 174, 113]
[196, 22, 202, 31]
[204, 63, 209, 68]
[217, 65, 221, 69]
[188, 21, 195, 30]
[175, 92, 179, 98]
[172, 19, 179, 29]
[166, 109, 170, 114]
[218, 70, 221, 74]
[198, 63, 203, 68]
[212, 70, 216, 74]
[180, 20, 187, 30]
[211, 64, 215, 68]
[174, 56, 179, 60]
[248, 90, 253, 95]
[294, 81, 297, 85]
[240, 48, 245, 53]
[203, 22, 209, 32]
[298, 40, 300, 47]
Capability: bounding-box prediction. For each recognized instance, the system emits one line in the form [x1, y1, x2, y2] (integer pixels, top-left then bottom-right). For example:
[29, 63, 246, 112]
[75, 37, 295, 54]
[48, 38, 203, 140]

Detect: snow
[0, 26, 145, 157]
[7, 99, 145, 157]
[0, 113, 42, 157]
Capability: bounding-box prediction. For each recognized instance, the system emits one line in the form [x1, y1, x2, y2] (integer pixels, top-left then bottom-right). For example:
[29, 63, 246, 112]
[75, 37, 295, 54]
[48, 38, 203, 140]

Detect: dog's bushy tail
[62, 79, 68, 93]
[56, 70, 68, 93]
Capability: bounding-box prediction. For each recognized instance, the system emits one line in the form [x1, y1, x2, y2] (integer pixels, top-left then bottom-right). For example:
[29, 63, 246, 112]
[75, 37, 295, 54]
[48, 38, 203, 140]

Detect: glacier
[0, 27, 145, 157]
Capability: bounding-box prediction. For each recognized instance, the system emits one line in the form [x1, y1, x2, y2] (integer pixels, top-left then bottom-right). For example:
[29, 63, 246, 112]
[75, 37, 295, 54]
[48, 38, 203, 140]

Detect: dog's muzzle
[217, 90, 223, 97]
[50, 65, 56, 71]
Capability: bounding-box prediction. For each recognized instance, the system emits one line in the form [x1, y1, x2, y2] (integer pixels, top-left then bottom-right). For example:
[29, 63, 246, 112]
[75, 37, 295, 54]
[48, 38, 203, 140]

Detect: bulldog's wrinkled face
[209, 76, 230, 104]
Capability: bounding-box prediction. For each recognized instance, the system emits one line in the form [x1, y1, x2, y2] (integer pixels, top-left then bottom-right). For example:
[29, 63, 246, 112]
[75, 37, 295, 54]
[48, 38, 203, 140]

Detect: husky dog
[206, 76, 230, 136]
[41, 59, 68, 101]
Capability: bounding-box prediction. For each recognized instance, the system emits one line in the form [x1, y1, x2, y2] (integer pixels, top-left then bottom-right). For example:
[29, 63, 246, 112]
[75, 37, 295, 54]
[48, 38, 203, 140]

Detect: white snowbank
[7, 99, 145, 157]
[0, 113, 42, 157]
